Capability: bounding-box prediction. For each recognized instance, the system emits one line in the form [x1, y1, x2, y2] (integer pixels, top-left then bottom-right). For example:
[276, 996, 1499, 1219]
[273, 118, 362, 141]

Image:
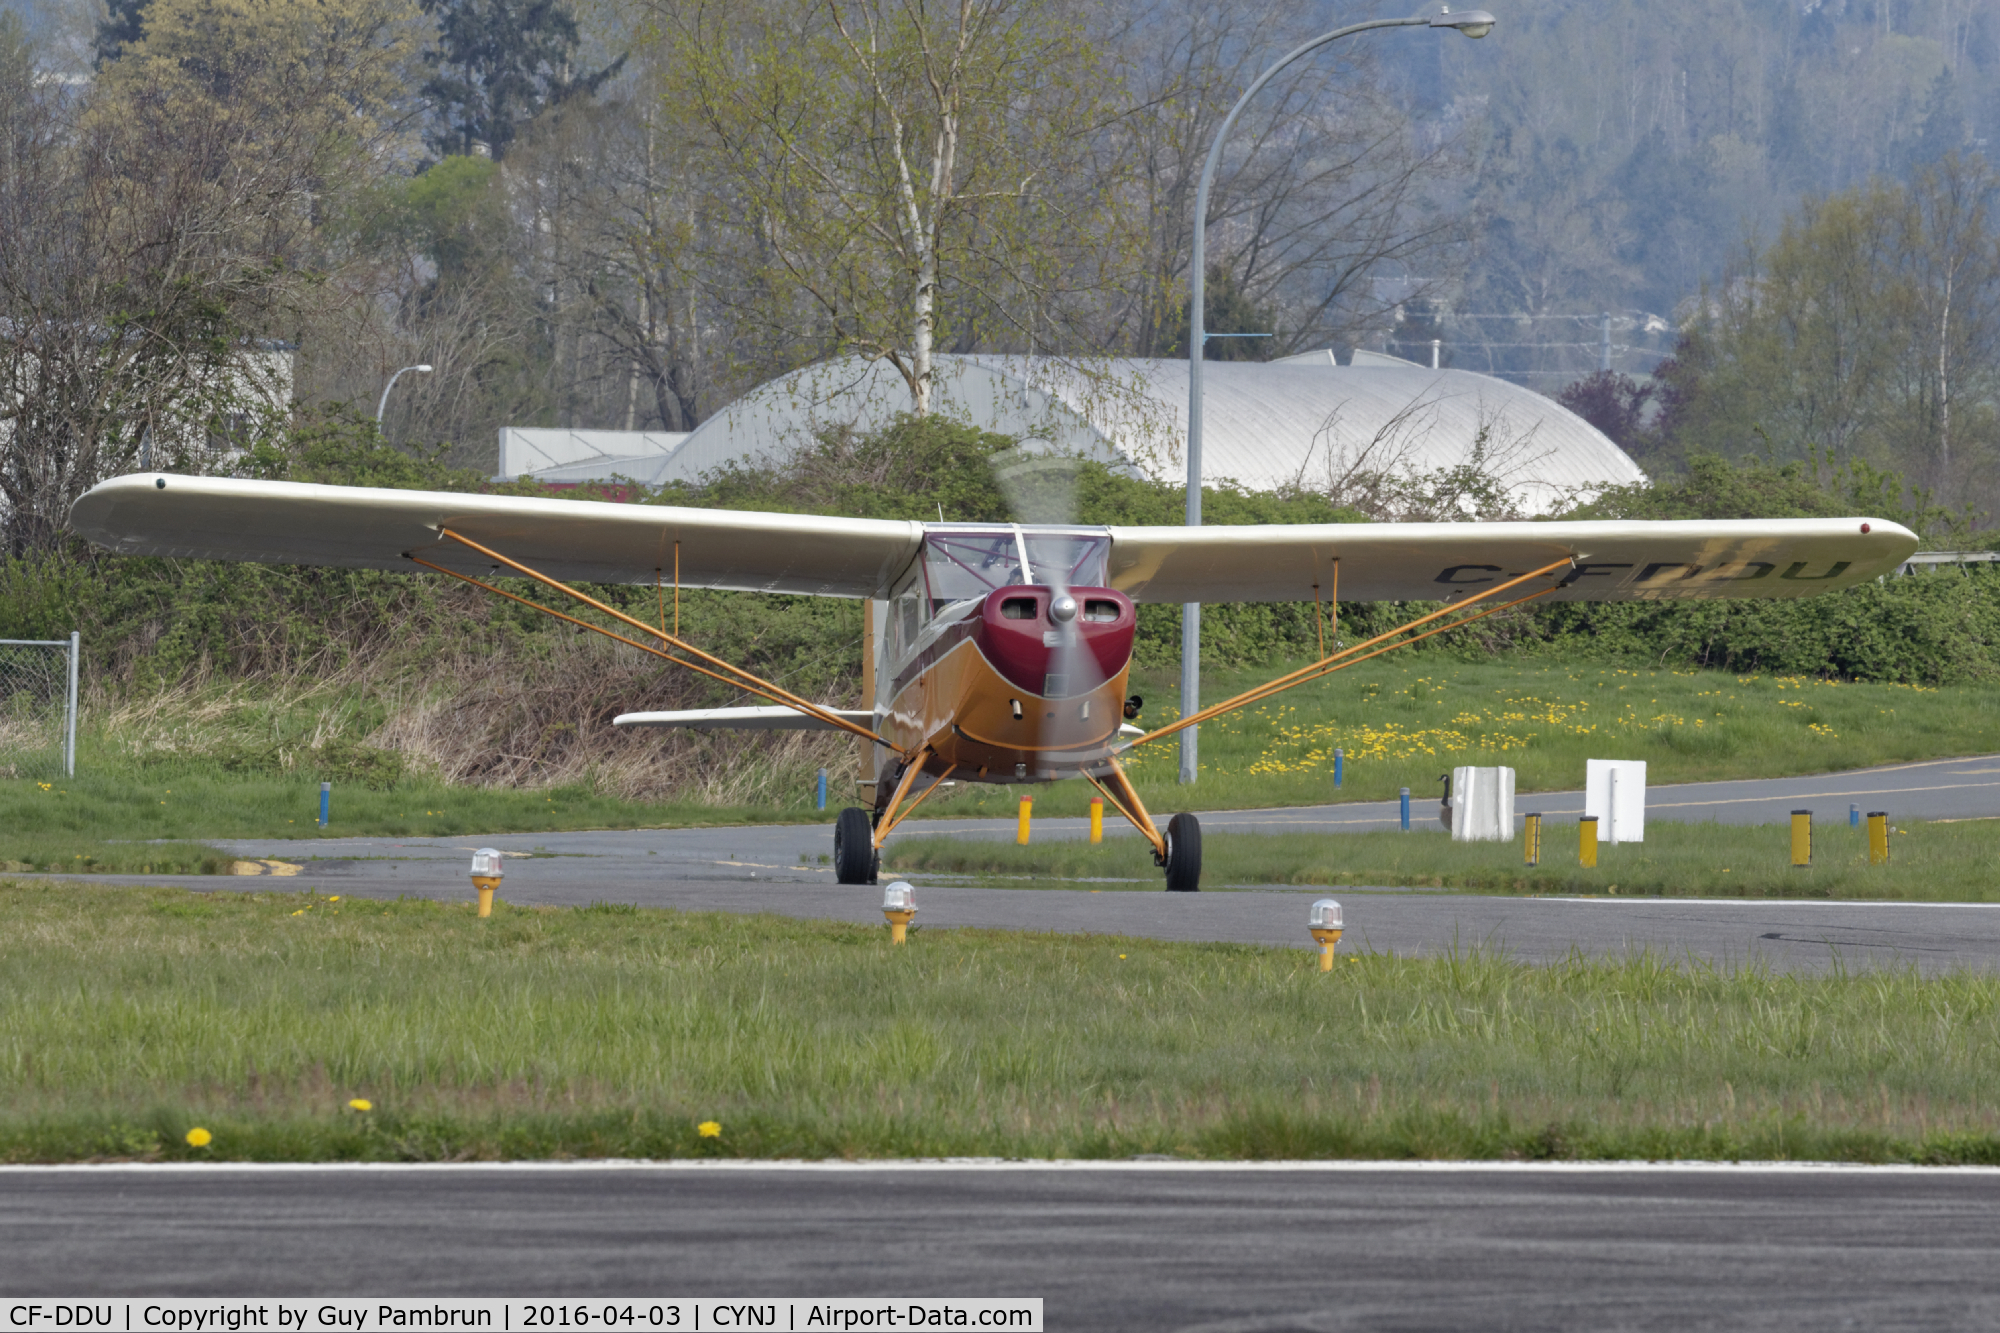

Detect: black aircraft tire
[834, 807, 877, 885]
[1164, 812, 1202, 892]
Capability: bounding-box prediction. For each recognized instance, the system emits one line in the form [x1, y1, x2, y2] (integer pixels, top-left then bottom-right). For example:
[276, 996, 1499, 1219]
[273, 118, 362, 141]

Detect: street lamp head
[415, 364, 434, 373]
[1430, 7, 1495, 37]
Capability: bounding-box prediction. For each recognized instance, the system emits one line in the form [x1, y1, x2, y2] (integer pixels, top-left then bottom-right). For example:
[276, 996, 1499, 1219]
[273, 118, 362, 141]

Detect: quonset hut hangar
[498, 350, 1646, 515]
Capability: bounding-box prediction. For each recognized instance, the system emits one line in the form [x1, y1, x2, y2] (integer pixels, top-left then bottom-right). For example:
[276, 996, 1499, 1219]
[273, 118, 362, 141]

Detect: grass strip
[933, 660, 2000, 820]
[0, 840, 237, 876]
[5, 881, 2000, 1163]
[886, 819, 2000, 900]
[0, 771, 822, 842]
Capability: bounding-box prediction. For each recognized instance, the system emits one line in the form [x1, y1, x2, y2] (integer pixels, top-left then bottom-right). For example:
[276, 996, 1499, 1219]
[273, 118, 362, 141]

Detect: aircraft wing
[70, 475, 1918, 604]
[1104, 517, 1919, 603]
[68, 474, 923, 597]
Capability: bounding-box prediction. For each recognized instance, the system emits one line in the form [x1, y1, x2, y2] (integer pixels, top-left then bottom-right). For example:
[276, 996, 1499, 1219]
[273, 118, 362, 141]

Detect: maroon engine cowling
[969, 586, 1135, 698]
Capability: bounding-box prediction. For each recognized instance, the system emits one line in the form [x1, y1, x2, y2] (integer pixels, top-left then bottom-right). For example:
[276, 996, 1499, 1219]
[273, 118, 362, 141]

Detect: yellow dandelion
[697, 1120, 723, 1138]
[328, 895, 340, 902]
[185, 1127, 212, 1147]
[348, 1098, 373, 1112]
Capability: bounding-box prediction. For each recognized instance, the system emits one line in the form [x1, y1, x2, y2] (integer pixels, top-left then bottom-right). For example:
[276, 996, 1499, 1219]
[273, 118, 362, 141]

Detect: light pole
[1178, 6, 1495, 785]
[376, 363, 434, 424]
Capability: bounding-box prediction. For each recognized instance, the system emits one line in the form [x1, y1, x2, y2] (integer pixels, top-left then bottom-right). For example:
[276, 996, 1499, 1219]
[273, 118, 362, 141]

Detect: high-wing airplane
[70, 473, 1919, 891]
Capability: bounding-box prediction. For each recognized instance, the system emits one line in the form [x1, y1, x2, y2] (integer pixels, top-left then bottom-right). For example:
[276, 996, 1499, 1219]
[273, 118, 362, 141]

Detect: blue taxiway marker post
[1850, 803, 1860, 828]
[319, 781, 331, 828]
[817, 767, 828, 811]
[1399, 787, 1410, 831]
[1334, 748, 1343, 788]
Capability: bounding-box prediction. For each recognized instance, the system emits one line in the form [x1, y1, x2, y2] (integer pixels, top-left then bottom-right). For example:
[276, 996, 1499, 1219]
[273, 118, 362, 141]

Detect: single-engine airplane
[69, 473, 1919, 891]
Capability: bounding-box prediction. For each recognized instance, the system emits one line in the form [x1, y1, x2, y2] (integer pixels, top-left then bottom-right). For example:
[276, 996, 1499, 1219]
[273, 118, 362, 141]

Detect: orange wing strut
[1129, 555, 1573, 750]
[413, 530, 888, 748]
[1083, 762, 1167, 861]
[1090, 757, 1167, 861]
[874, 756, 958, 847]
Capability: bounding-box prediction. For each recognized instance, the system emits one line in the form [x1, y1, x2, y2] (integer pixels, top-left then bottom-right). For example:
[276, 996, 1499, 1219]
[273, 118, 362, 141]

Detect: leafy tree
[1668, 155, 2000, 513]
[1569, 449, 1963, 539]
[654, 0, 1128, 415]
[1557, 371, 1656, 458]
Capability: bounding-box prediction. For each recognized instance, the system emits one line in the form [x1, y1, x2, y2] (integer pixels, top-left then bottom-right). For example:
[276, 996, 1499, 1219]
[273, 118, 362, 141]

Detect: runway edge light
[882, 880, 917, 944]
[469, 847, 503, 917]
[1309, 898, 1343, 973]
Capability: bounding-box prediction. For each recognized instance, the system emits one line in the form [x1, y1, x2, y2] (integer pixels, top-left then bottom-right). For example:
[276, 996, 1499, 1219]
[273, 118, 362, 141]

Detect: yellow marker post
[882, 881, 916, 944]
[1017, 796, 1033, 845]
[469, 847, 503, 917]
[1791, 810, 1812, 868]
[1309, 898, 1343, 972]
[1523, 812, 1542, 867]
[1579, 816, 1598, 869]
[1868, 811, 1890, 865]
[1089, 797, 1103, 844]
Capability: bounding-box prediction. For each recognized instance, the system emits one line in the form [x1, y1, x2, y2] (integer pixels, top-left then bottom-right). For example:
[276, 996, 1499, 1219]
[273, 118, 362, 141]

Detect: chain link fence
[0, 635, 78, 779]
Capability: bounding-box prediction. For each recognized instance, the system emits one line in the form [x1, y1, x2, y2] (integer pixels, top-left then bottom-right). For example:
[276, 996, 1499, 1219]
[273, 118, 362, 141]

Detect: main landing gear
[834, 807, 878, 884]
[1163, 812, 1202, 892]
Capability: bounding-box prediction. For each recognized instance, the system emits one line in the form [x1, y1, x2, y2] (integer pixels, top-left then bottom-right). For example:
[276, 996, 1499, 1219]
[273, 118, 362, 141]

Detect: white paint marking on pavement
[5, 1159, 2000, 1175]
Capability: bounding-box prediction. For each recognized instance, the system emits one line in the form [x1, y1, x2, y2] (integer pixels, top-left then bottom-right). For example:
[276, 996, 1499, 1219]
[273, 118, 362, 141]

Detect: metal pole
[1180, 11, 1455, 786]
[1600, 312, 1612, 372]
[64, 630, 78, 778]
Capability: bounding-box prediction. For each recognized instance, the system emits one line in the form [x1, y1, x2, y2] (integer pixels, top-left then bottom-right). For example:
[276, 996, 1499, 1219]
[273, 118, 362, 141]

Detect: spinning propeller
[991, 448, 1105, 710]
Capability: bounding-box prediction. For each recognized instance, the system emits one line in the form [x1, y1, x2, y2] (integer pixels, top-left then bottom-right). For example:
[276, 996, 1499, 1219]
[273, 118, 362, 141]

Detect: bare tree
[0, 0, 425, 547]
[1099, 1, 1476, 361]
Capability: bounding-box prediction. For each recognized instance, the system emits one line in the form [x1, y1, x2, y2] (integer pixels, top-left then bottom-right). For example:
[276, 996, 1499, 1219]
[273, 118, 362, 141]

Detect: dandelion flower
[697, 1121, 722, 1138]
[328, 895, 340, 902]
[349, 1098, 373, 1112]
[185, 1127, 212, 1147]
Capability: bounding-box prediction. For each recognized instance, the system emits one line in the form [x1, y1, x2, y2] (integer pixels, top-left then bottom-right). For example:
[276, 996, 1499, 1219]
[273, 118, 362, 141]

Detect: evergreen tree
[95, 0, 147, 64]
[420, 0, 620, 159]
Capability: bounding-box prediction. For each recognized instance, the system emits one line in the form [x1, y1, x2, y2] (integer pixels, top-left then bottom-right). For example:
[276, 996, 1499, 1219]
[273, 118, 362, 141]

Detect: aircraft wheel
[1164, 812, 1202, 892]
[834, 807, 877, 885]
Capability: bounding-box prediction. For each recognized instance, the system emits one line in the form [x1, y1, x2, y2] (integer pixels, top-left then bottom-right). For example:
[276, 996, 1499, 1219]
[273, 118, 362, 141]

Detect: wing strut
[409, 528, 889, 748]
[1128, 555, 1574, 752]
[872, 753, 958, 848]
[1084, 758, 1168, 862]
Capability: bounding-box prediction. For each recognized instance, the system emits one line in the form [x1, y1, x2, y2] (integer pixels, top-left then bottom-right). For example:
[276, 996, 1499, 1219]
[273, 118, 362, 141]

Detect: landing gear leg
[1089, 757, 1196, 892]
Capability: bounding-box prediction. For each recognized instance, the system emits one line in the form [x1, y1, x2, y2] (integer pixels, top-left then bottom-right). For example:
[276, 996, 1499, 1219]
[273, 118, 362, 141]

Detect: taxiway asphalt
[26, 752, 2000, 973]
[6, 1162, 2000, 1329]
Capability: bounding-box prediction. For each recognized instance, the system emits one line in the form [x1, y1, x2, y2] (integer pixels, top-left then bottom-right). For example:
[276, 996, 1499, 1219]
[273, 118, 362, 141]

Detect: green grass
[886, 818, 2000, 900]
[921, 659, 2000, 820]
[8, 661, 1998, 848]
[0, 769, 820, 844]
[5, 881, 2000, 1163]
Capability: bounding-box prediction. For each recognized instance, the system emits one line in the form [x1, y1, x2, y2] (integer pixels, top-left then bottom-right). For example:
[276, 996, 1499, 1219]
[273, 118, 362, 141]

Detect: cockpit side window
[888, 561, 925, 664]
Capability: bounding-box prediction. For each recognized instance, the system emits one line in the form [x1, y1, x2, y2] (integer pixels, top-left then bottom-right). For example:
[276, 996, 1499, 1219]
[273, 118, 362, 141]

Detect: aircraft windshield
[923, 530, 1109, 607]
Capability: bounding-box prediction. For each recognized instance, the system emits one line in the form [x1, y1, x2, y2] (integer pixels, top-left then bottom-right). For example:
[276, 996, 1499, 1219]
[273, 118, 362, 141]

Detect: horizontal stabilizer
[613, 706, 876, 732]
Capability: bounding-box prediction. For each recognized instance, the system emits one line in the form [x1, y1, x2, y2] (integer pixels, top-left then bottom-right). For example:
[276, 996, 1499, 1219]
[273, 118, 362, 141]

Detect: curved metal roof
[666, 352, 1645, 515]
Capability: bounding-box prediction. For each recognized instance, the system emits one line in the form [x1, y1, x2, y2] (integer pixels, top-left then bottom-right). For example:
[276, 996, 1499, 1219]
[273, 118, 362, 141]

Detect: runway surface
[23, 752, 2000, 972]
[7, 1163, 2000, 1329]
